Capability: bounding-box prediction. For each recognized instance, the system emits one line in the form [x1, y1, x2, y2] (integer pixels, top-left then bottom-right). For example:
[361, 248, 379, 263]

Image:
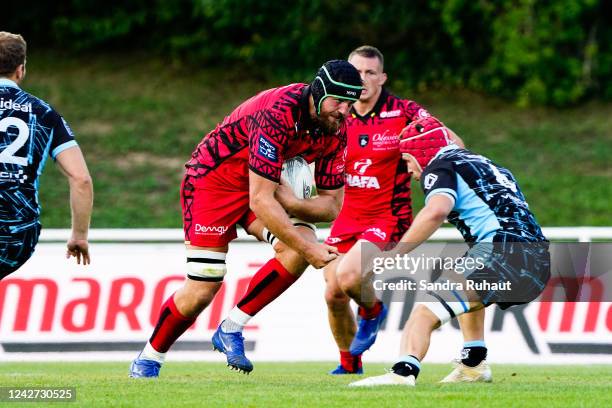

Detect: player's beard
[314, 111, 344, 134]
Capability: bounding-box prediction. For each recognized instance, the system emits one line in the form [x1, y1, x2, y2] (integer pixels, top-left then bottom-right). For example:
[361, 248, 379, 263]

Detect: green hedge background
[5, 0, 611, 106]
[2, 2, 611, 227]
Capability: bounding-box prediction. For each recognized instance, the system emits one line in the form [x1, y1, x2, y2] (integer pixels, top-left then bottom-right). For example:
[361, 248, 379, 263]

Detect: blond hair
[348, 45, 384, 69]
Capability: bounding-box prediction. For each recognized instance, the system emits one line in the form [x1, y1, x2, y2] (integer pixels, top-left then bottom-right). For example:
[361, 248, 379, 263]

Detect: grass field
[0, 362, 610, 407]
[24, 52, 612, 228]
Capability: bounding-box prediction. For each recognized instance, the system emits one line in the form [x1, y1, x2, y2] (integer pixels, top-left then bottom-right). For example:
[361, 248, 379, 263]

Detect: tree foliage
[4, 0, 610, 106]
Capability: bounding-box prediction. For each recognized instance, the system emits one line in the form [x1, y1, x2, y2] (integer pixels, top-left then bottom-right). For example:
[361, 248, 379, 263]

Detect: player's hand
[303, 242, 339, 269]
[66, 238, 91, 265]
[275, 179, 298, 212]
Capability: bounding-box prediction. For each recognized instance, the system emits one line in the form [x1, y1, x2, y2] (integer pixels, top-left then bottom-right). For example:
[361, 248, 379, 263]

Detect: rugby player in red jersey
[130, 60, 363, 377]
[324, 46, 491, 383]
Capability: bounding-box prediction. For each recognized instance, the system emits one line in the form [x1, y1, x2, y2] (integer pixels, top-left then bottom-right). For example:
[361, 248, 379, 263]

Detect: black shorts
[463, 240, 551, 309]
[0, 222, 41, 280]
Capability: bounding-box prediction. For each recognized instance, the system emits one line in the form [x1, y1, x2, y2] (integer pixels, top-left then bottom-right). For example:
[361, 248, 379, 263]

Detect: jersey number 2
[0, 117, 29, 166]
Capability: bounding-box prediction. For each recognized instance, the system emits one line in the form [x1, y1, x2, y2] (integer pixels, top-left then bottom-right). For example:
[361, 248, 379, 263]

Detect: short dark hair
[348, 45, 384, 69]
[0, 32, 26, 77]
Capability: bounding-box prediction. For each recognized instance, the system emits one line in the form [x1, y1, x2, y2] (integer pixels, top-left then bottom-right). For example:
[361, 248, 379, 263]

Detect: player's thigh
[243, 215, 265, 242]
[181, 174, 250, 247]
[242, 209, 316, 273]
[336, 237, 381, 280]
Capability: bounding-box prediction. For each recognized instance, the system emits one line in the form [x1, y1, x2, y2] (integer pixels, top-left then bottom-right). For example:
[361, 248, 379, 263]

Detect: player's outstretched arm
[56, 146, 93, 265]
[275, 181, 343, 223]
[250, 170, 337, 268]
[397, 194, 454, 253]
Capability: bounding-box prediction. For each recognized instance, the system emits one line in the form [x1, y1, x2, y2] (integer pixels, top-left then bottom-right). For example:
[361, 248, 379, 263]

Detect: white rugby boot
[440, 359, 492, 383]
[349, 372, 416, 387]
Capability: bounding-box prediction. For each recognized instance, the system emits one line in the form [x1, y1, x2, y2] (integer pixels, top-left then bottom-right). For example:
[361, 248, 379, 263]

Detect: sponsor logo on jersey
[380, 109, 401, 118]
[345, 173, 380, 189]
[335, 148, 347, 172]
[372, 129, 399, 150]
[353, 158, 372, 175]
[326, 237, 342, 244]
[359, 134, 369, 147]
[195, 224, 229, 235]
[61, 117, 75, 137]
[0, 98, 32, 113]
[424, 173, 438, 189]
[364, 227, 387, 240]
[0, 169, 28, 184]
[417, 108, 430, 118]
[257, 135, 278, 162]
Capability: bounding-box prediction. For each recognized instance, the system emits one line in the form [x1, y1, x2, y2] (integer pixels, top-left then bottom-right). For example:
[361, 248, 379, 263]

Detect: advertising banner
[1, 242, 610, 363]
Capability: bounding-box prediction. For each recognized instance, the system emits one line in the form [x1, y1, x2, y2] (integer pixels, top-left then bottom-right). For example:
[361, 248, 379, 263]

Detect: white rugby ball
[281, 156, 314, 199]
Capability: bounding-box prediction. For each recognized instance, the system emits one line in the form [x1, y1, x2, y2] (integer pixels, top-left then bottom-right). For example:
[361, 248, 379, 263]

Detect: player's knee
[274, 243, 309, 275]
[176, 280, 221, 315]
[336, 270, 362, 293]
[325, 284, 350, 309]
[412, 301, 458, 329]
[335, 244, 367, 290]
[335, 259, 362, 292]
[185, 249, 227, 285]
[408, 304, 442, 330]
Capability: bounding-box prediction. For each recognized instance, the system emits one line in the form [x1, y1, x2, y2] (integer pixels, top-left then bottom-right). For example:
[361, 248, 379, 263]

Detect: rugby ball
[281, 156, 314, 199]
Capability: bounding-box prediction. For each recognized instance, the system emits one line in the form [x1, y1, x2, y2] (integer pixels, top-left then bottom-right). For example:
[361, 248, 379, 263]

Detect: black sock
[391, 357, 420, 379]
[461, 346, 487, 367]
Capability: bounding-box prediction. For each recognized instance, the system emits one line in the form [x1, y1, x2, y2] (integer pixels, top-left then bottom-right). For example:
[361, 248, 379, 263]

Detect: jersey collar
[0, 78, 20, 89]
[350, 88, 388, 120]
[435, 143, 460, 158]
[298, 84, 311, 122]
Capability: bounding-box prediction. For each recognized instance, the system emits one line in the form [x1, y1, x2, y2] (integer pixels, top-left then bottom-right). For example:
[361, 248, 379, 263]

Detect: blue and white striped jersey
[0, 78, 77, 227]
[421, 145, 545, 243]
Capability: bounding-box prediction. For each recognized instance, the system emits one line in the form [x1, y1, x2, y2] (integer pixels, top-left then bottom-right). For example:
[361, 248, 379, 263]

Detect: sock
[357, 301, 383, 320]
[140, 342, 166, 364]
[462, 347, 488, 367]
[392, 355, 421, 378]
[340, 350, 362, 373]
[221, 307, 252, 333]
[461, 340, 487, 367]
[236, 258, 297, 316]
[148, 294, 195, 353]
